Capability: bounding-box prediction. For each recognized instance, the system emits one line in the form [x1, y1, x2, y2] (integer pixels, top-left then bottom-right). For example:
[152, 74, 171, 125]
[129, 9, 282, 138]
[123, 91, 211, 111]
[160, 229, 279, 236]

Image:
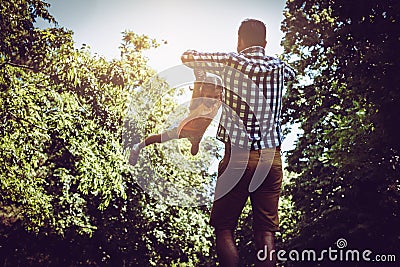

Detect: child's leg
[129, 128, 179, 165]
[189, 137, 201, 156]
[143, 134, 162, 146]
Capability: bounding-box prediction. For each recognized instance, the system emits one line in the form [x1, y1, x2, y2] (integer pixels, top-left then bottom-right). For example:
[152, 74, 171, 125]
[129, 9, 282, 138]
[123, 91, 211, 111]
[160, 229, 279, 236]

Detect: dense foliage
[1, 1, 218, 266]
[3, 0, 399, 266]
[281, 0, 400, 265]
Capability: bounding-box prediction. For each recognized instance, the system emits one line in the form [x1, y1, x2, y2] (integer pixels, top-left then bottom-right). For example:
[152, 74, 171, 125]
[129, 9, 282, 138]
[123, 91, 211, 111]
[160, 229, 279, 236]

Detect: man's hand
[181, 50, 197, 63]
[194, 69, 206, 81]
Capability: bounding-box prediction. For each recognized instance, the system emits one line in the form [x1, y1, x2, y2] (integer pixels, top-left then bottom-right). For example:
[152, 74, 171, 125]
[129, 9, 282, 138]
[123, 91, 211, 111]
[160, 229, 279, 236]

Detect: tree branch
[0, 61, 36, 71]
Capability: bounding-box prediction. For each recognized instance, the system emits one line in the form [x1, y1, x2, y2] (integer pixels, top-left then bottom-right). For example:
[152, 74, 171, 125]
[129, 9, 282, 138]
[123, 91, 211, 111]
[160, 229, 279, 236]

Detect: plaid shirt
[181, 46, 295, 150]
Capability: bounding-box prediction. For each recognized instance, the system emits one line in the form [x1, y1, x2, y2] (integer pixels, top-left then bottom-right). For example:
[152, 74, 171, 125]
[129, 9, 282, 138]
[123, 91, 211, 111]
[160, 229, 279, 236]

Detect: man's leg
[215, 229, 239, 267]
[251, 148, 283, 267]
[254, 231, 276, 267]
[210, 143, 250, 267]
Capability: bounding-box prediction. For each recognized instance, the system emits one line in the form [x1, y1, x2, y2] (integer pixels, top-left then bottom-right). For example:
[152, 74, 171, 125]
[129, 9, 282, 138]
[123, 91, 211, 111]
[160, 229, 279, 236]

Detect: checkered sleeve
[284, 63, 296, 82]
[181, 50, 229, 76]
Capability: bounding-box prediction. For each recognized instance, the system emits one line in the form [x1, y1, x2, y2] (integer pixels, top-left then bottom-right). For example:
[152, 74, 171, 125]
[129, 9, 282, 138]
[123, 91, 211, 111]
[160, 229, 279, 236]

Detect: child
[129, 73, 223, 165]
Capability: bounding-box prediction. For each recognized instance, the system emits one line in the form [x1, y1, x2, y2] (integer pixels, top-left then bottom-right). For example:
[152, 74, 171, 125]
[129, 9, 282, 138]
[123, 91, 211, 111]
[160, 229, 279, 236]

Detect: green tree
[1, 0, 217, 266]
[281, 0, 400, 265]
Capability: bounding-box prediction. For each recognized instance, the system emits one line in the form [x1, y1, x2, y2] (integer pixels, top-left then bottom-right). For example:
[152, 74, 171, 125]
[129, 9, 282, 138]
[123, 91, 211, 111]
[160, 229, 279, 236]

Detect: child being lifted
[129, 71, 223, 165]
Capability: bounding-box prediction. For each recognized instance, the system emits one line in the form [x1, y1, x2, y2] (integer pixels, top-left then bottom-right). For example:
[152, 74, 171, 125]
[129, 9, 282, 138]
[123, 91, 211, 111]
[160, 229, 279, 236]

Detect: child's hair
[203, 75, 223, 87]
[194, 75, 223, 97]
[190, 75, 223, 110]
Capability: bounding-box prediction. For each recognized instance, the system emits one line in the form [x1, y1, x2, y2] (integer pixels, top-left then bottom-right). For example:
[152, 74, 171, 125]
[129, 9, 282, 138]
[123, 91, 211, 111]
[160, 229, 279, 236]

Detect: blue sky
[38, 0, 287, 71]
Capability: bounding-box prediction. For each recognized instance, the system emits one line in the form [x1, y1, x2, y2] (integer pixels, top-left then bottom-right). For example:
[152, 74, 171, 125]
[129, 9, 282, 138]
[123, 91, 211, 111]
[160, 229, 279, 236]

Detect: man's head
[237, 19, 267, 53]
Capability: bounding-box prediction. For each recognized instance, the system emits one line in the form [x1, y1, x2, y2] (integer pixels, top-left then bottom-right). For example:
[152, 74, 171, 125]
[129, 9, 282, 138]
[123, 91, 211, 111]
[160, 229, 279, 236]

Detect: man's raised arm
[181, 50, 230, 77]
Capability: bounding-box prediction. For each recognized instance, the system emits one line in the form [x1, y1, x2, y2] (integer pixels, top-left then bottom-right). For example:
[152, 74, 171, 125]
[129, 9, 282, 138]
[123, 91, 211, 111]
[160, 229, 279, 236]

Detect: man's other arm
[284, 63, 296, 82]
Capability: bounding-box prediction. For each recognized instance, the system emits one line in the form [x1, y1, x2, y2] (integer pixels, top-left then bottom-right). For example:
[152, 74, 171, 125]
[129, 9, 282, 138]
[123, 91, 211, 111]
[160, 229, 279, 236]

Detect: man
[181, 19, 295, 266]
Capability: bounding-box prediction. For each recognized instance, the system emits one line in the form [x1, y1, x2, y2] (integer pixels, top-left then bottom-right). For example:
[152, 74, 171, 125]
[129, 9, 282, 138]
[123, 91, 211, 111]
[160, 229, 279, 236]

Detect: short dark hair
[238, 19, 266, 47]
